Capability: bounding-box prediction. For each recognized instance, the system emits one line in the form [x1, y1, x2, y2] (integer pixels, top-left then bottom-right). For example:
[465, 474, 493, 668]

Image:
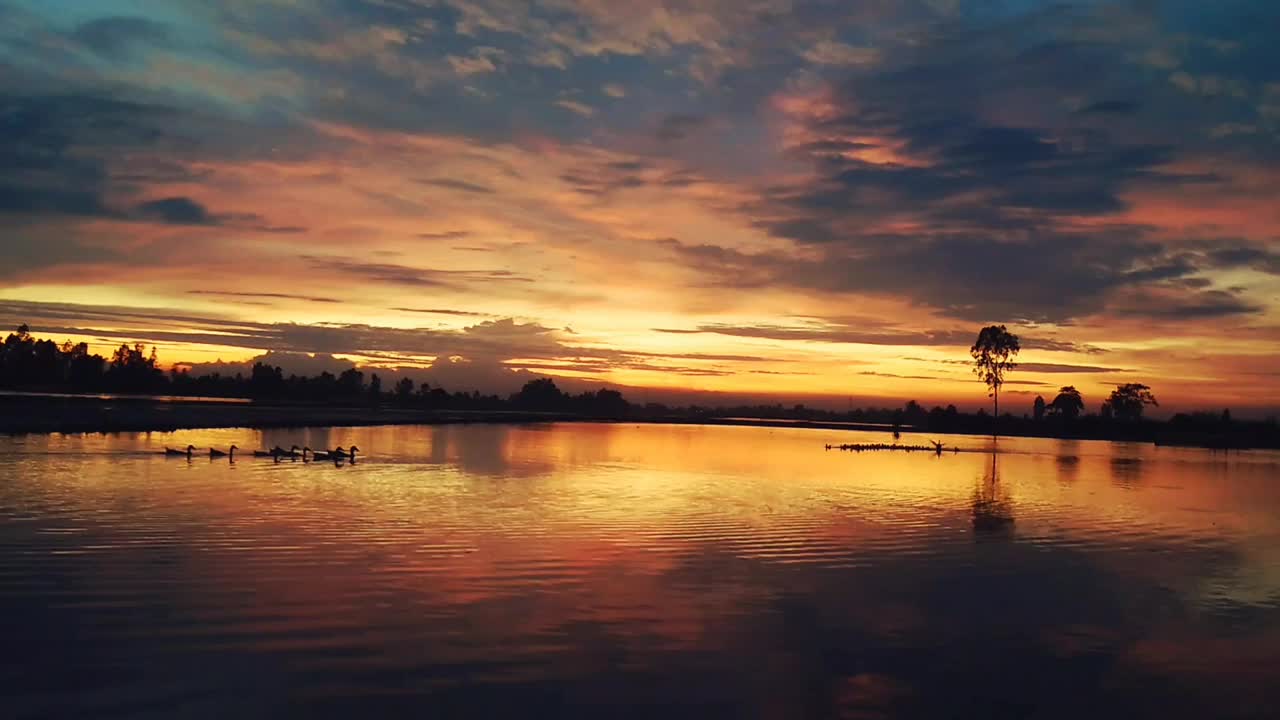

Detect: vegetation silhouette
[1104, 383, 1158, 422]
[2, 324, 1277, 448]
[970, 325, 1020, 438]
[1048, 386, 1084, 421]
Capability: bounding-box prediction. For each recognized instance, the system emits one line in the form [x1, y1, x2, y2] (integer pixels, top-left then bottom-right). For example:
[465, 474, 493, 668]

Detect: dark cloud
[72, 17, 170, 58]
[418, 178, 495, 194]
[1112, 289, 1263, 319]
[188, 290, 341, 304]
[1077, 100, 1141, 115]
[1205, 246, 1280, 274]
[660, 323, 974, 347]
[393, 307, 491, 317]
[0, 226, 122, 280]
[715, 2, 1274, 323]
[654, 321, 1106, 354]
[1016, 363, 1127, 374]
[0, 93, 274, 237]
[301, 256, 533, 288]
[132, 197, 214, 225]
[660, 235, 1232, 324]
[656, 114, 709, 141]
[859, 371, 944, 381]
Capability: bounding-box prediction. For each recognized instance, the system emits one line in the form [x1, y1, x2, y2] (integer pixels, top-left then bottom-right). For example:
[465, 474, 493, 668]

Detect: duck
[331, 445, 360, 461]
[304, 446, 330, 461]
[165, 444, 196, 457]
[254, 445, 301, 460]
[209, 445, 238, 459]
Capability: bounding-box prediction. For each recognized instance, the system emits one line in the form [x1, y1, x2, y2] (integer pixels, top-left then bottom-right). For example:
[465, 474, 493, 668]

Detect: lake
[2, 423, 1278, 719]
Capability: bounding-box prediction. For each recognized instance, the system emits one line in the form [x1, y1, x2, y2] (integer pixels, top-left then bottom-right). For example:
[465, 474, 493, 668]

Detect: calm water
[2, 424, 1279, 719]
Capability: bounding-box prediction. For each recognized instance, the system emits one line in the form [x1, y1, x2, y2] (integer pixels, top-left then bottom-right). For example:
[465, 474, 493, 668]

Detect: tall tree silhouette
[970, 325, 1020, 437]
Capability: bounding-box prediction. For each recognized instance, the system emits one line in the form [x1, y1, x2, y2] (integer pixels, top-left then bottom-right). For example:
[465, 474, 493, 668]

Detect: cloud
[1111, 289, 1262, 320]
[132, 197, 215, 225]
[802, 41, 880, 67]
[393, 307, 491, 317]
[418, 178, 495, 194]
[300, 256, 533, 288]
[446, 47, 505, 75]
[1016, 363, 1127, 374]
[656, 114, 709, 141]
[656, 323, 973, 347]
[2, 0, 1278, 410]
[417, 230, 472, 240]
[72, 16, 170, 59]
[188, 290, 341, 304]
[554, 99, 596, 117]
[1077, 100, 1140, 115]
[1205, 246, 1280, 274]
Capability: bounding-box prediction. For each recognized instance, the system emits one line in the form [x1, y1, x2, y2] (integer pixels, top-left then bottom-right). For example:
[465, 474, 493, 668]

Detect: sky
[1, 0, 1277, 415]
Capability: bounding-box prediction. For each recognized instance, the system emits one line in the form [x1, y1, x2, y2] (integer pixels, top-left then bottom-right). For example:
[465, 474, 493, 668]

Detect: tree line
[3, 323, 1276, 446]
[0, 325, 629, 415]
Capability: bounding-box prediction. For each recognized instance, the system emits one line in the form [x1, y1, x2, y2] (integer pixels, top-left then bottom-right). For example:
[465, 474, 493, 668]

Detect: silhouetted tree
[970, 325, 1020, 437]
[903, 399, 927, 426]
[512, 378, 566, 410]
[394, 377, 415, 400]
[337, 368, 364, 397]
[1033, 395, 1046, 422]
[64, 341, 104, 389]
[1104, 383, 1158, 422]
[250, 362, 285, 397]
[106, 342, 163, 392]
[1048, 386, 1084, 420]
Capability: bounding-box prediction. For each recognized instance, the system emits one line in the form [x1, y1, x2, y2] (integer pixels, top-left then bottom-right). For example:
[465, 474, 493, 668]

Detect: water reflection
[1, 424, 1279, 718]
[1110, 455, 1144, 487]
[972, 453, 1015, 539]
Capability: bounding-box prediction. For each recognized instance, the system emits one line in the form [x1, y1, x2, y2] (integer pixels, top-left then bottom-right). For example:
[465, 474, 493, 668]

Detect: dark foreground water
[2, 423, 1278, 719]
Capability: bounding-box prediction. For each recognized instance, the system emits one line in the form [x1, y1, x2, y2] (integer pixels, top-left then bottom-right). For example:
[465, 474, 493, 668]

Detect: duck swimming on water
[253, 445, 300, 460]
[209, 445, 238, 459]
[330, 446, 359, 461]
[165, 445, 196, 457]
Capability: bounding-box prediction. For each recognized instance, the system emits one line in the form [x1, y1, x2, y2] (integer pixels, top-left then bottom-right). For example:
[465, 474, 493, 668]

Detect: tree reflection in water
[972, 452, 1015, 539]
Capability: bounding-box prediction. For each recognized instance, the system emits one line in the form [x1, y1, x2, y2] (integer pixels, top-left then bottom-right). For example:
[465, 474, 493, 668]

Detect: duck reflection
[972, 452, 1015, 539]
[1110, 454, 1143, 487]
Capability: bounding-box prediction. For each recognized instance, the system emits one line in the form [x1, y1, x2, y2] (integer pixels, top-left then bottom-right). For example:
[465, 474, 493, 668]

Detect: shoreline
[1, 395, 1275, 450]
[0, 395, 916, 436]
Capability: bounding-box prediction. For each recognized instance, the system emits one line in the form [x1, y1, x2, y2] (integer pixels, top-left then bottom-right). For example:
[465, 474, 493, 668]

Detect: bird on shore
[209, 445, 238, 460]
[165, 445, 196, 457]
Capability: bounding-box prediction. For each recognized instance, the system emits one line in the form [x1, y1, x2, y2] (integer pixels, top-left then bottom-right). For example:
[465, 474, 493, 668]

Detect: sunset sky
[2, 0, 1277, 415]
